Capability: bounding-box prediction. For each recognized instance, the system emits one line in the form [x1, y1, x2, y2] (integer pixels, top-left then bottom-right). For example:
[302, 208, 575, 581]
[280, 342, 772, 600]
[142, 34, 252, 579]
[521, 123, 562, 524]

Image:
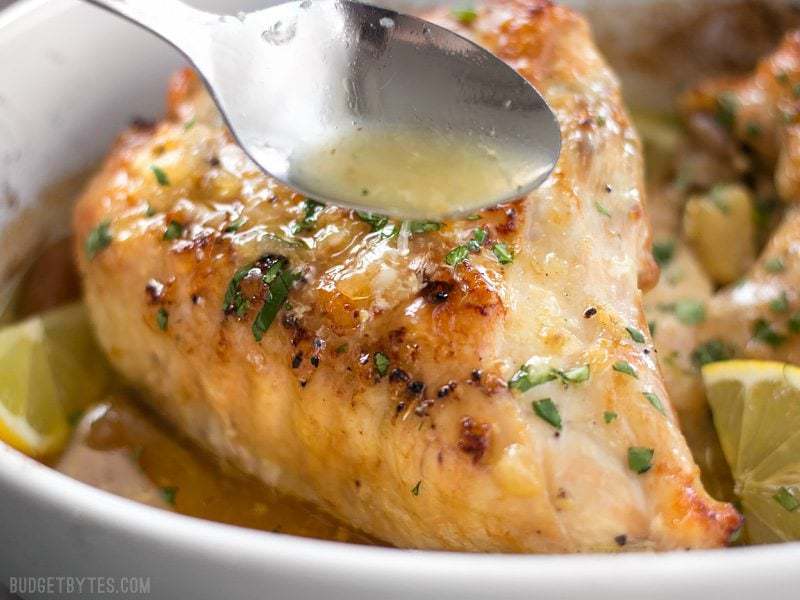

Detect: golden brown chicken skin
[680, 30, 800, 203]
[74, 0, 740, 552]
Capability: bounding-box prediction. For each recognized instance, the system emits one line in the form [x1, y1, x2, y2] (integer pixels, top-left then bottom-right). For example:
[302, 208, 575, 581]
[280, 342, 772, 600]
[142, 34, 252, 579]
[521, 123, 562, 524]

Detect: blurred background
[1, 4, 17, 575]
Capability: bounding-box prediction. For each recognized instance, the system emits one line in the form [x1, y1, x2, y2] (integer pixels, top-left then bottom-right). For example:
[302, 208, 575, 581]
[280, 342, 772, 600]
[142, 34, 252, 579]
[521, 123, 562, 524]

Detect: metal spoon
[83, 0, 561, 220]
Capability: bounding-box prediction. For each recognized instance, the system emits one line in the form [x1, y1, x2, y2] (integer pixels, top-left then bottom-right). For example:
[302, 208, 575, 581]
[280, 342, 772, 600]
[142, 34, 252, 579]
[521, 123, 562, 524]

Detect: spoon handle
[82, 0, 209, 52]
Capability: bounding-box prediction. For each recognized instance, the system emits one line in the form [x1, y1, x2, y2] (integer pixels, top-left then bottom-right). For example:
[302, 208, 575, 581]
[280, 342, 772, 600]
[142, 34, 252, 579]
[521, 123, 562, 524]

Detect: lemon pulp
[0, 303, 110, 457]
[703, 360, 800, 542]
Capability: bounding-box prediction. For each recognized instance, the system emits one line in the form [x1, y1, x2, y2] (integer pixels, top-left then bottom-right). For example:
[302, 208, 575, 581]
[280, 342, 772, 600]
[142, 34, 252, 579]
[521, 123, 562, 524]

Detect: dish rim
[1, 0, 799, 584]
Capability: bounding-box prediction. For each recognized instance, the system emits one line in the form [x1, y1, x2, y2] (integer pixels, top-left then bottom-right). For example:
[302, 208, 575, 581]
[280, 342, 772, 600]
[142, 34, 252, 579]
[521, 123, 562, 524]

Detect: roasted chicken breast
[74, 0, 740, 552]
[643, 30, 800, 501]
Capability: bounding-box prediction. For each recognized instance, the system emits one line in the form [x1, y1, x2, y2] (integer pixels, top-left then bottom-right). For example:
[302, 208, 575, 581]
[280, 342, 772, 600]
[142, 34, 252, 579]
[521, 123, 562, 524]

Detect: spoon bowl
[83, 0, 561, 219]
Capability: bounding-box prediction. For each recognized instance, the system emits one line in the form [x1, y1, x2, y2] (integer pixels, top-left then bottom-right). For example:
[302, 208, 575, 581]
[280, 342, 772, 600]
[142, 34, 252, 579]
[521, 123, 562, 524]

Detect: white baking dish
[1, 1, 799, 598]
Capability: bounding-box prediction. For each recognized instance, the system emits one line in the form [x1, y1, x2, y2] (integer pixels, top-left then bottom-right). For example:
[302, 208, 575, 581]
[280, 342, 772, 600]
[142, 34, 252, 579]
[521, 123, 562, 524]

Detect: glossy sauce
[53, 396, 371, 543]
[7, 182, 372, 545]
[291, 128, 532, 219]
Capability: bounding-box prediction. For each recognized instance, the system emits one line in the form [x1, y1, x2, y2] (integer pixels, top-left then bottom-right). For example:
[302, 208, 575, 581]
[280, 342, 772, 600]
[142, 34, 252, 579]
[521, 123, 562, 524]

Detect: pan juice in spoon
[290, 127, 538, 219]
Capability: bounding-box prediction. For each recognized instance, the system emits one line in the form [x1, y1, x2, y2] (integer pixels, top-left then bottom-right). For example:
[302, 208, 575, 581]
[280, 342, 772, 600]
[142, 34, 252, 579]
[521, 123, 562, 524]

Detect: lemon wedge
[703, 360, 800, 543]
[0, 303, 110, 457]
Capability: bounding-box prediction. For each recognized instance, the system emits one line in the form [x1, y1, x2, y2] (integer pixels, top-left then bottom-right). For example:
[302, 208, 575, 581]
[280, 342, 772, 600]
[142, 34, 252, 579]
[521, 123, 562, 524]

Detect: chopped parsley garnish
[508, 365, 557, 393]
[774, 486, 800, 512]
[150, 165, 170, 186]
[374, 352, 390, 377]
[411, 480, 422, 496]
[445, 245, 469, 266]
[648, 320, 657, 336]
[293, 199, 324, 233]
[765, 257, 786, 273]
[357, 211, 390, 232]
[728, 527, 743, 545]
[252, 263, 298, 342]
[627, 447, 654, 474]
[625, 326, 646, 344]
[754, 195, 780, 234]
[714, 92, 738, 129]
[675, 299, 706, 325]
[160, 486, 178, 505]
[709, 185, 732, 214]
[452, 7, 477, 24]
[612, 360, 638, 378]
[163, 220, 184, 241]
[492, 242, 513, 265]
[558, 364, 590, 384]
[262, 260, 285, 284]
[510, 364, 588, 391]
[777, 71, 790, 85]
[224, 256, 298, 341]
[746, 121, 762, 138]
[652, 240, 675, 267]
[594, 201, 611, 217]
[145, 203, 156, 217]
[790, 312, 800, 334]
[643, 392, 665, 415]
[753, 319, 786, 347]
[603, 411, 618, 424]
[156, 308, 169, 331]
[770, 291, 790, 313]
[409, 221, 442, 234]
[224, 217, 245, 233]
[356, 214, 439, 237]
[224, 264, 255, 317]
[184, 117, 197, 131]
[658, 299, 706, 325]
[336, 343, 348, 354]
[532, 398, 562, 430]
[466, 214, 482, 221]
[85, 221, 112, 259]
[465, 228, 486, 253]
[67, 409, 84, 427]
[691, 339, 734, 368]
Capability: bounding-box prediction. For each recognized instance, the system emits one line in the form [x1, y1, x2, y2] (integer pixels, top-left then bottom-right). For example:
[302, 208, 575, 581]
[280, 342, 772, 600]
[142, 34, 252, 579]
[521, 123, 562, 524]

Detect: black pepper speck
[424, 281, 452, 304]
[390, 368, 410, 383]
[437, 382, 457, 398]
[291, 353, 303, 368]
[408, 381, 425, 395]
